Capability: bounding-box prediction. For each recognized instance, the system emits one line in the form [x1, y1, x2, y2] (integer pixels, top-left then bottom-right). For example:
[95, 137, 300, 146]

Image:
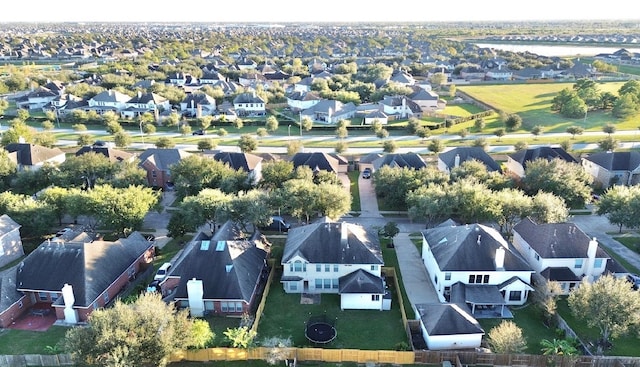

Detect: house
[379, 95, 422, 120]
[15, 86, 59, 110]
[372, 153, 427, 172]
[280, 219, 388, 311]
[180, 92, 217, 117]
[87, 89, 130, 114]
[7, 231, 154, 326]
[421, 221, 534, 317]
[408, 87, 443, 111]
[299, 99, 356, 124]
[207, 151, 263, 185]
[415, 303, 484, 350]
[233, 92, 266, 116]
[137, 148, 192, 189]
[581, 151, 640, 188]
[4, 143, 66, 171]
[437, 147, 501, 174]
[506, 146, 578, 179]
[286, 90, 322, 111]
[291, 152, 348, 174]
[362, 110, 388, 126]
[0, 215, 24, 268]
[512, 217, 609, 294]
[163, 223, 270, 317]
[120, 91, 170, 120]
[76, 145, 135, 163]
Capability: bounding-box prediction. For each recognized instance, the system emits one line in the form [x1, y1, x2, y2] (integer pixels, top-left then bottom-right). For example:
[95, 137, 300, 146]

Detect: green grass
[347, 170, 361, 212]
[477, 303, 558, 355]
[0, 326, 69, 355]
[556, 298, 640, 356]
[612, 234, 640, 254]
[599, 242, 640, 275]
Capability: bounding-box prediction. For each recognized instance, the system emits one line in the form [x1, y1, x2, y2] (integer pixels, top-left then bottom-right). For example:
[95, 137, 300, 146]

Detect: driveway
[142, 190, 176, 249]
[358, 174, 382, 217]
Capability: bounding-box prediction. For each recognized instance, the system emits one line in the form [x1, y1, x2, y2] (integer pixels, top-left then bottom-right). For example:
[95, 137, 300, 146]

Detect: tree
[612, 93, 639, 119]
[416, 127, 430, 142]
[530, 191, 569, 224]
[0, 191, 56, 236]
[87, 185, 160, 236]
[493, 188, 533, 234]
[265, 115, 279, 132]
[77, 133, 95, 147]
[256, 127, 268, 138]
[336, 126, 348, 139]
[335, 141, 348, 154]
[504, 114, 522, 131]
[0, 149, 16, 191]
[427, 138, 444, 154]
[286, 140, 303, 156]
[224, 326, 257, 349]
[382, 140, 397, 153]
[64, 292, 205, 367]
[197, 138, 217, 151]
[38, 186, 72, 226]
[487, 320, 527, 354]
[142, 123, 156, 135]
[494, 128, 505, 141]
[179, 123, 192, 136]
[41, 120, 55, 130]
[313, 182, 351, 220]
[113, 131, 132, 148]
[596, 185, 640, 232]
[170, 155, 241, 198]
[33, 132, 57, 148]
[155, 137, 175, 148]
[472, 137, 489, 150]
[513, 141, 528, 151]
[540, 338, 578, 356]
[57, 152, 117, 190]
[532, 280, 563, 327]
[181, 189, 232, 233]
[474, 118, 486, 132]
[382, 221, 400, 245]
[602, 123, 616, 136]
[300, 116, 313, 133]
[376, 128, 389, 140]
[598, 135, 618, 152]
[531, 125, 543, 139]
[568, 274, 640, 354]
[1, 120, 34, 145]
[523, 158, 592, 209]
[238, 134, 258, 153]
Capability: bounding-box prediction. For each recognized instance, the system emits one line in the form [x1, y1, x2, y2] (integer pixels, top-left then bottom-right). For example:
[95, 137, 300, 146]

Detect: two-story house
[87, 89, 130, 115]
[421, 221, 534, 317]
[281, 219, 388, 311]
[581, 151, 640, 188]
[120, 91, 170, 120]
[512, 217, 610, 294]
[233, 92, 266, 117]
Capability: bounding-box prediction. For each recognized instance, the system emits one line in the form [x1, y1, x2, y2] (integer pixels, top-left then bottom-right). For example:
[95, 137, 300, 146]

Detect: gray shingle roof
[5, 143, 64, 166]
[212, 152, 262, 172]
[582, 151, 640, 171]
[282, 220, 383, 266]
[171, 222, 269, 302]
[76, 146, 134, 163]
[137, 148, 192, 171]
[339, 268, 384, 294]
[291, 152, 340, 173]
[372, 153, 427, 171]
[513, 217, 609, 259]
[415, 303, 484, 336]
[0, 214, 20, 234]
[421, 223, 531, 272]
[439, 147, 501, 172]
[509, 147, 577, 170]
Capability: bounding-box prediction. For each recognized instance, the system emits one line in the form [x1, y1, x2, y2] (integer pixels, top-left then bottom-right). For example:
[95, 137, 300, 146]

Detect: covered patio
[451, 283, 513, 319]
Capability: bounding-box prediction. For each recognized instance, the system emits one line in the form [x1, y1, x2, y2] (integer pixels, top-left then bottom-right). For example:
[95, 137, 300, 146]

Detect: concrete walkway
[393, 232, 441, 308]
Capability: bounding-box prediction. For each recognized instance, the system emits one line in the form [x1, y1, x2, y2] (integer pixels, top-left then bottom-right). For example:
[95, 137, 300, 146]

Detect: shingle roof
[372, 153, 427, 171]
[212, 152, 262, 172]
[171, 222, 269, 302]
[509, 147, 577, 170]
[421, 223, 531, 272]
[0, 214, 20, 234]
[291, 152, 340, 173]
[76, 146, 134, 163]
[438, 147, 501, 172]
[4, 143, 64, 166]
[282, 220, 383, 266]
[16, 232, 152, 307]
[582, 151, 640, 171]
[137, 148, 192, 171]
[513, 217, 609, 259]
[415, 303, 484, 336]
[339, 268, 384, 294]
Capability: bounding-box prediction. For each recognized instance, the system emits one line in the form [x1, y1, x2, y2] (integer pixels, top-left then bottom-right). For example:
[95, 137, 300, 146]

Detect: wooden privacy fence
[0, 354, 74, 367]
[169, 347, 415, 365]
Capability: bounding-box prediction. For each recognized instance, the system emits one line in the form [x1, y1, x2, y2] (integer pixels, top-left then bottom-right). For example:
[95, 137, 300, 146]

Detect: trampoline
[305, 315, 337, 344]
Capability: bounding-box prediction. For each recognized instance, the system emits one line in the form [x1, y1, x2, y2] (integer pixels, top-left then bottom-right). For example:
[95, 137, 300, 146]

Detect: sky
[0, 0, 637, 24]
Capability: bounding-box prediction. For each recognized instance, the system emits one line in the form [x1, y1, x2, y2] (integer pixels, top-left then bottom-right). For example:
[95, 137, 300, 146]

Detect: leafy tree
[180, 189, 232, 233]
[57, 152, 118, 190]
[602, 123, 616, 136]
[197, 138, 217, 151]
[474, 118, 486, 132]
[155, 137, 175, 148]
[38, 186, 72, 226]
[256, 127, 268, 138]
[504, 114, 522, 131]
[494, 128, 505, 141]
[170, 155, 240, 198]
[113, 131, 132, 148]
[532, 280, 563, 327]
[407, 117, 422, 134]
[300, 116, 313, 133]
[265, 115, 279, 132]
[514, 141, 528, 151]
[224, 326, 257, 349]
[335, 126, 348, 139]
[472, 137, 489, 150]
[260, 161, 294, 191]
[335, 141, 348, 154]
[64, 292, 204, 367]
[142, 122, 156, 135]
[179, 123, 192, 136]
[313, 182, 351, 220]
[286, 140, 303, 156]
[72, 123, 87, 131]
[531, 125, 543, 138]
[0, 191, 56, 237]
[41, 120, 55, 130]
[493, 188, 533, 234]
[233, 118, 244, 130]
[530, 191, 569, 224]
[196, 115, 213, 130]
[523, 158, 592, 209]
[167, 210, 190, 238]
[559, 140, 573, 152]
[612, 93, 639, 119]
[222, 190, 272, 233]
[1, 120, 34, 145]
[566, 126, 584, 139]
[376, 128, 389, 140]
[33, 132, 57, 148]
[561, 95, 588, 118]
[487, 320, 527, 354]
[87, 185, 160, 236]
[277, 179, 317, 223]
[596, 185, 640, 232]
[598, 135, 618, 152]
[540, 338, 578, 356]
[105, 120, 123, 134]
[551, 88, 577, 112]
[0, 149, 16, 191]
[238, 134, 258, 153]
[447, 179, 499, 224]
[382, 221, 400, 244]
[77, 133, 95, 147]
[568, 274, 640, 354]
[111, 162, 148, 188]
[427, 138, 444, 154]
[382, 140, 397, 153]
[416, 127, 430, 142]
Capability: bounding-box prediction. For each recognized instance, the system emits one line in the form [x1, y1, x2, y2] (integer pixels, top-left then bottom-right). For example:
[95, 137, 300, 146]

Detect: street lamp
[288, 124, 291, 137]
[139, 119, 145, 146]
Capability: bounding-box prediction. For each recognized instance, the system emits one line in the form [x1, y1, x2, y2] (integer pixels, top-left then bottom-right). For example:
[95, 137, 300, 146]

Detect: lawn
[556, 298, 640, 357]
[0, 326, 69, 355]
[458, 81, 634, 132]
[347, 170, 361, 212]
[477, 303, 558, 355]
[612, 234, 640, 254]
[255, 278, 408, 350]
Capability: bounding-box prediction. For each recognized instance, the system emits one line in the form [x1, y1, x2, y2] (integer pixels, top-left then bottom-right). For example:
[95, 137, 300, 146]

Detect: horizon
[1, 0, 639, 24]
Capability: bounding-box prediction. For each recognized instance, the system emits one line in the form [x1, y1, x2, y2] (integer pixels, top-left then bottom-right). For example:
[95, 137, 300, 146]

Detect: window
[235, 302, 243, 312]
[38, 292, 48, 301]
[574, 259, 584, 269]
[221, 302, 229, 312]
[151, 170, 157, 178]
[289, 283, 298, 291]
[292, 261, 306, 272]
[315, 279, 322, 289]
[205, 301, 214, 311]
[333, 265, 339, 272]
[325, 264, 330, 272]
[468, 274, 486, 284]
[594, 259, 603, 268]
[509, 291, 522, 301]
[469, 275, 475, 283]
[445, 272, 451, 281]
[316, 264, 321, 272]
[332, 279, 339, 289]
[434, 275, 438, 284]
[323, 279, 331, 289]
[51, 293, 59, 302]
[483, 275, 490, 284]
[371, 265, 378, 271]
[371, 294, 380, 301]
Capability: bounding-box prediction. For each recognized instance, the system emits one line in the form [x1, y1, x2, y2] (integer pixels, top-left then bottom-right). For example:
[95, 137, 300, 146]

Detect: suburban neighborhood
[1, 19, 640, 367]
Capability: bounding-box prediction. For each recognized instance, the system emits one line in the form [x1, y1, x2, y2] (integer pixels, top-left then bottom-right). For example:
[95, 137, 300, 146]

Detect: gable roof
[0, 214, 21, 235]
[76, 146, 134, 163]
[138, 148, 192, 171]
[422, 223, 531, 272]
[582, 151, 640, 171]
[16, 232, 151, 307]
[438, 147, 501, 172]
[282, 220, 383, 266]
[372, 153, 427, 171]
[211, 151, 262, 172]
[339, 268, 384, 294]
[291, 152, 340, 173]
[4, 143, 64, 166]
[416, 303, 484, 336]
[509, 146, 577, 170]
[513, 217, 609, 259]
[171, 222, 269, 302]
[90, 89, 131, 103]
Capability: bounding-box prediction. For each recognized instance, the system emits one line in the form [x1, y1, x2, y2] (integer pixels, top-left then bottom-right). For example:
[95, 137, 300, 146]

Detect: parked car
[362, 167, 372, 179]
[192, 129, 206, 135]
[154, 262, 172, 281]
[259, 216, 291, 232]
[627, 274, 640, 290]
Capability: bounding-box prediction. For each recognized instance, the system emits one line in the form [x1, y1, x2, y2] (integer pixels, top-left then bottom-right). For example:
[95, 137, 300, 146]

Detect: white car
[154, 262, 172, 281]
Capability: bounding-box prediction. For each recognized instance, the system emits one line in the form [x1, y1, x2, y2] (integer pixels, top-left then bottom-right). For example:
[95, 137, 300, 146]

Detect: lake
[474, 43, 640, 57]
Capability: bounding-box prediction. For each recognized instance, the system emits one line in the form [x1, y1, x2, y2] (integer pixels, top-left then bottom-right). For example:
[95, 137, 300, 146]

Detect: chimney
[341, 222, 348, 246]
[137, 91, 142, 99]
[495, 247, 505, 270]
[585, 237, 598, 280]
[62, 283, 79, 324]
[187, 278, 205, 317]
[454, 154, 460, 167]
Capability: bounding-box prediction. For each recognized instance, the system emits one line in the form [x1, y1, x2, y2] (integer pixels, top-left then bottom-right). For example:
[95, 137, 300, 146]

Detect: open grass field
[458, 81, 638, 133]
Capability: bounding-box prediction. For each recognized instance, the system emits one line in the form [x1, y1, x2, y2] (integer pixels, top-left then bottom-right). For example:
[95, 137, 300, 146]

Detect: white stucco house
[87, 89, 130, 114]
[233, 92, 266, 116]
[421, 221, 534, 317]
[280, 219, 389, 311]
[512, 217, 610, 294]
[415, 303, 484, 350]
